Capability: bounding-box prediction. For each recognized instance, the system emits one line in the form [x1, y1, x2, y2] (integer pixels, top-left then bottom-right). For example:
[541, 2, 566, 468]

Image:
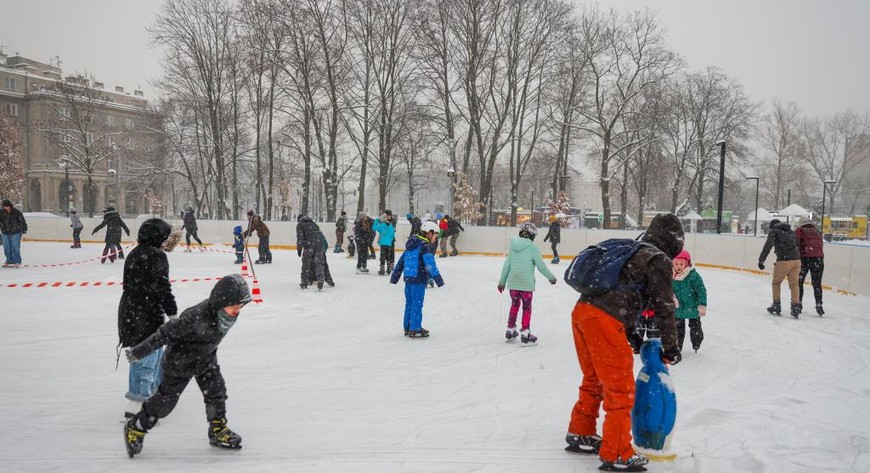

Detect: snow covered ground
[1, 242, 869, 473]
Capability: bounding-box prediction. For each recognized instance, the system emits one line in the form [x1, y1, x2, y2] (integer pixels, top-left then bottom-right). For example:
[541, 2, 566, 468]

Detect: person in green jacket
[672, 249, 707, 353]
[497, 223, 557, 345]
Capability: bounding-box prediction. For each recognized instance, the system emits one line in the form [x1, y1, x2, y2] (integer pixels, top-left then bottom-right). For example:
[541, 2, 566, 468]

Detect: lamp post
[745, 176, 760, 236]
[57, 158, 72, 216]
[820, 178, 836, 236]
[447, 166, 456, 216]
[715, 140, 727, 234]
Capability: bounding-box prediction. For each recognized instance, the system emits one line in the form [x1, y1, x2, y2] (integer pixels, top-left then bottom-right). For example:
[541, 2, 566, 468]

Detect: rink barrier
[694, 263, 857, 296]
[2, 276, 226, 289]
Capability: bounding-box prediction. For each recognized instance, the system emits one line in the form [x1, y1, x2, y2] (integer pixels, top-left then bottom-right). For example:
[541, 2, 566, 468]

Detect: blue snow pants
[403, 283, 427, 331]
[126, 347, 164, 402]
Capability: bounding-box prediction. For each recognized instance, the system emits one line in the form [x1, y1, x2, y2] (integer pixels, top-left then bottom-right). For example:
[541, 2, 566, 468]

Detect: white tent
[747, 207, 773, 222]
[779, 203, 811, 217]
[681, 211, 704, 233]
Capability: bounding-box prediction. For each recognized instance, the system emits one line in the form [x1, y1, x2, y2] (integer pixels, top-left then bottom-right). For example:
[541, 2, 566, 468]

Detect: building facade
[0, 53, 156, 215]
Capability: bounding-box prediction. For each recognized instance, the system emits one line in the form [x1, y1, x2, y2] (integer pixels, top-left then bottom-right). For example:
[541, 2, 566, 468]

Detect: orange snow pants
[567, 302, 636, 462]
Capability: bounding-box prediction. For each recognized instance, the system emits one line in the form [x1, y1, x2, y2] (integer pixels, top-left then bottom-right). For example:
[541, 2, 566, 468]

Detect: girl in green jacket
[497, 223, 557, 345]
[673, 249, 707, 353]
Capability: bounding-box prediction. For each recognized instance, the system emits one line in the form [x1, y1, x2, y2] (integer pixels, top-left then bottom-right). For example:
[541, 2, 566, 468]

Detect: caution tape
[19, 244, 137, 269]
[2, 276, 226, 289]
[180, 244, 237, 254]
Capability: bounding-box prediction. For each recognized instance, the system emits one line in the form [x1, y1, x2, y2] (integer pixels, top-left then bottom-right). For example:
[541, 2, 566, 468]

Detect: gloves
[549, 279, 557, 285]
[661, 346, 682, 365]
[433, 275, 445, 287]
[758, 262, 765, 270]
[698, 306, 707, 317]
[497, 285, 504, 293]
[125, 349, 139, 363]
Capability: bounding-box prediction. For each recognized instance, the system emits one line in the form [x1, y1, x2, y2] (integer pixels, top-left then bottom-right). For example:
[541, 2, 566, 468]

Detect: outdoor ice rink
[1, 242, 869, 473]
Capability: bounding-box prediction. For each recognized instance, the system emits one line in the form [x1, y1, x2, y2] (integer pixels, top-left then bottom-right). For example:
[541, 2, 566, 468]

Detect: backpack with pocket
[564, 238, 647, 296]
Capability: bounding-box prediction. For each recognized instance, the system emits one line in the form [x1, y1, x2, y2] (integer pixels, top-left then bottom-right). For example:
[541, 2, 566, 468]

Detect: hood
[771, 220, 792, 231]
[233, 225, 242, 235]
[640, 338, 667, 372]
[137, 218, 172, 248]
[509, 236, 535, 252]
[104, 210, 120, 221]
[642, 213, 684, 259]
[405, 235, 428, 251]
[799, 221, 818, 230]
[209, 274, 252, 309]
[298, 215, 312, 223]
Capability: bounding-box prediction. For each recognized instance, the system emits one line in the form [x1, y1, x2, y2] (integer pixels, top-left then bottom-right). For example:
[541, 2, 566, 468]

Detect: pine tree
[0, 117, 25, 203]
[453, 172, 484, 224]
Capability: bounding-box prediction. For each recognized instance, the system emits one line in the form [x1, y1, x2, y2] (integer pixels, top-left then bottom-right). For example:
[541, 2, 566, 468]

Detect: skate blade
[564, 445, 597, 454]
[521, 342, 537, 347]
[598, 465, 647, 472]
[210, 441, 243, 450]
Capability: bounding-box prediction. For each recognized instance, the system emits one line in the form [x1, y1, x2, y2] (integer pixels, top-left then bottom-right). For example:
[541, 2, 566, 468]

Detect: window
[125, 137, 134, 150]
[106, 115, 115, 126]
[85, 133, 94, 146]
[4, 78, 16, 91]
[4, 103, 17, 117]
[125, 118, 134, 129]
[61, 133, 71, 144]
[59, 107, 71, 118]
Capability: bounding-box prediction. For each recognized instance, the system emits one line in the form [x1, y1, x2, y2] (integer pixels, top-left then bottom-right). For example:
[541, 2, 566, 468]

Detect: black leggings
[380, 244, 395, 267]
[676, 318, 703, 351]
[356, 239, 369, 268]
[138, 363, 228, 430]
[799, 257, 824, 305]
[185, 229, 203, 246]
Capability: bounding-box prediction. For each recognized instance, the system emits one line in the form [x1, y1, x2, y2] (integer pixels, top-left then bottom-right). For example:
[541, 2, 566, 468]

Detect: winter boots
[816, 303, 825, 316]
[791, 303, 801, 319]
[124, 418, 147, 458]
[505, 327, 519, 342]
[551, 257, 560, 264]
[378, 263, 386, 276]
[564, 433, 601, 454]
[333, 244, 344, 253]
[408, 328, 430, 338]
[598, 453, 650, 472]
[520, 329, 537, 345]
[208, 418, 242, 449]
[766, 301, 782, 316]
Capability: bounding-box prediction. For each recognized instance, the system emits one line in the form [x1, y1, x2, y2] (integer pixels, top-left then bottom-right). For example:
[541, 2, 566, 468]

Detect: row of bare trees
[142, 0, 868, 225]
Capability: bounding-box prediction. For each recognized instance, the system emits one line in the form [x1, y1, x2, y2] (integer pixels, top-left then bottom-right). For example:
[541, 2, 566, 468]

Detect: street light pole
[820, 179, 836, 236]
[57, 158, 71, 216]
[715, 140, 727, 234]
[746, 176, 760, 236]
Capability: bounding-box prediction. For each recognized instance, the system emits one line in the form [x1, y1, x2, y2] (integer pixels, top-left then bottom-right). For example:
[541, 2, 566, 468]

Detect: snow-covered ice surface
[2, 242, 869, 473]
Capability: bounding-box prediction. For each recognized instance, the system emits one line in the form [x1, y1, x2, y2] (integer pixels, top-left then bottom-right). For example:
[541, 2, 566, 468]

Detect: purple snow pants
[507, 290, 534, 331]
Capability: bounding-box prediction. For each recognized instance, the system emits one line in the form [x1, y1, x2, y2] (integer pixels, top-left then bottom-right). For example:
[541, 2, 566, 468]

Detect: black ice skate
[505, 328, 519, 342]
[766, 301, 781, 316]
[598, 453, 649, 471]
[317, 281, 324, 291]
[791, 303, 801, 319]
[124, 418, 146, 458]
[408, 328, 430, 338]
[816, 303, 825, 316]
[208, 418, 242, 449]
[564, 433, 601, 454]
[520, 329, 537, 345]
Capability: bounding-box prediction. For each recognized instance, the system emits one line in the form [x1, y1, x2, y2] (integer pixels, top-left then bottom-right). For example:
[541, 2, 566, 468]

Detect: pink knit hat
[673, 249, 691, 266]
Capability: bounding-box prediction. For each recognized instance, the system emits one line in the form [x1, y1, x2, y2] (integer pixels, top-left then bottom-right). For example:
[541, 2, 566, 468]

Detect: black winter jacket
[759, 220, 801, 263]
[336, 216, 347, 233]
[544, 223, 561, 244]
[129, 274, 251, 378]
[0, 207, 27, 234]
[296, 216, 323, 249]
[118, 219, 177, 347]
[354, 217, 374, 245]
[445, 216, 464, 236]
[92, 210, 130, 244]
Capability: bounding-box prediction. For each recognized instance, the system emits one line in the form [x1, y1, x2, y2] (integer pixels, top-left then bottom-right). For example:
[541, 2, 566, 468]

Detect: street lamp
[745, 176, 760, 236]
[57, 157, 72, 216]
[447, 166, 456, 216]
[715, 140, 727, 234]
[820, 178, 836, 237]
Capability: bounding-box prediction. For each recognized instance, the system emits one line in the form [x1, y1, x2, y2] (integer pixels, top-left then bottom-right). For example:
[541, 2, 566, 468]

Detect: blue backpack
[564, 238, 646, 296]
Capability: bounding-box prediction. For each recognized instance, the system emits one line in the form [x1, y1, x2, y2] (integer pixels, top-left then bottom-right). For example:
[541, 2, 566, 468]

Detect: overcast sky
[2, 0, 868, 116]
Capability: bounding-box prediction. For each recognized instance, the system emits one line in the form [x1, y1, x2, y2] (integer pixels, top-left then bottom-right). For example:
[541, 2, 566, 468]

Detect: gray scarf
[217, 311, 238, 335]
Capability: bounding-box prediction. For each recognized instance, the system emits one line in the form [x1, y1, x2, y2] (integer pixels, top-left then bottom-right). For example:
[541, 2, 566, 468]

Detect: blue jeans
[2, 232, 22, 265]
[126, 347, 164, 402]
[403, 283, 427, 331]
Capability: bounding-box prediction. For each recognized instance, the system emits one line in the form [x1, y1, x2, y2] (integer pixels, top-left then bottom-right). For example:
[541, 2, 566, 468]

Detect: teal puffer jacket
[673, 268, 707, 319]
[499, 237, 556, 292]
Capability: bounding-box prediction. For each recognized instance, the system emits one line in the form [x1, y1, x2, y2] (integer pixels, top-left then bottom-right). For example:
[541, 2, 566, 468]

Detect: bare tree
[759, 99, 803, 210]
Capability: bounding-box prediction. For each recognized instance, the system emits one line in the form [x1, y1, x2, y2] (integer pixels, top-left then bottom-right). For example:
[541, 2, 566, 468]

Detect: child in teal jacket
[497, 223, 557, 344]
[672, 249, 707, 353]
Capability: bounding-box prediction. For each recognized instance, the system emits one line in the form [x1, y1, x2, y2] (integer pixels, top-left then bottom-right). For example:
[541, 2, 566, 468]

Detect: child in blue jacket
[390, 221, 444, 337]
[372, 213, 397, 275]
[232, 225, 245, 264]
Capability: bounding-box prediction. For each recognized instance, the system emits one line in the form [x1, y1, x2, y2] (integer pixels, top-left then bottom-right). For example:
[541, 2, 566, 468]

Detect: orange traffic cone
[240, 259, 250, 278]
[251, 277, 264, 304]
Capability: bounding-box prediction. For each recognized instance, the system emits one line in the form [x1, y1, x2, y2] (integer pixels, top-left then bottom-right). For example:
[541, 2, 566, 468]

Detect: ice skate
[791, 303, 801, 319]
[766, 301, 781, 316]
[208, 418, 242, 449]
[598, 453, 649, 471]
[520, 329, 537, 345]
[505, 327, 518, 342]
[124, 418, 146, 458]
[816, 303, 825, 316]
[564, 433, 601, 454]
[317, 281, 324, 291]
[408, 328, 430, 338]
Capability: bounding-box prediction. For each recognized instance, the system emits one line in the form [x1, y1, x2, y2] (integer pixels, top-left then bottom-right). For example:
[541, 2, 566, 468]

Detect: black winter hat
[769, 219, 781, 226]
[137, 218, 172, 248]
[2, 199, 13, 207]
[210, 274, 252, 309]
[642, 213, 685, 259]
[105, 206, 116, 212]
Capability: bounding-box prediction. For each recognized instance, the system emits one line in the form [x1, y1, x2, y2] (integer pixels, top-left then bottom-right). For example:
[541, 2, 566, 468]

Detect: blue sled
[631, 338, 676, 451]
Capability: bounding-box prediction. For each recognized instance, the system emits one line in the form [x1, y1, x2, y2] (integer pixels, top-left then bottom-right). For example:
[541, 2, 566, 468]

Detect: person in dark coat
[69, 207, 83, 248]
[440, 214, 464, 257]
[543, 215, 562, 264]
[407, 212, 422, 236]
[354, 212, 374, 272]
[181, 205, 204, 251]
[795, 218, 826, 315]
[0, 199, 27, 267]
[758, 219, 802, 317]
[296, 215, 332, 289]
[565, 213, 683, 471]
[334, 210, 347, 253]
[244, 210, 271, 263]
[91, 206, 130, 263]
[124, 274, 252, 457]
[118, 218, 178, 418]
